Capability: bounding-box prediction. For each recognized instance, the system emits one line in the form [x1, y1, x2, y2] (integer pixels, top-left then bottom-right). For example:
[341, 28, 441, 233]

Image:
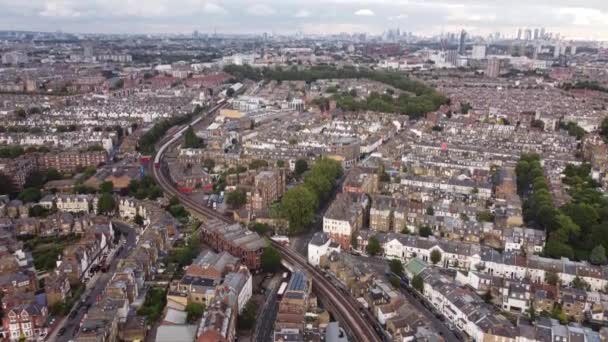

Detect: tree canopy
[97, 193, 116, 214]
[261, 246, 282, 273]
[366, 236, 381, 256]
[224, 65, 447, 119]
[430, 249, 442, 265]
[184, 126, 203, 148]
[226, 190, 247, 209]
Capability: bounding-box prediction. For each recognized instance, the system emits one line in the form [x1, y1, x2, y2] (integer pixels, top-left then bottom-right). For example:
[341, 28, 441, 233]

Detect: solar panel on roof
[287, 271, 307, 292]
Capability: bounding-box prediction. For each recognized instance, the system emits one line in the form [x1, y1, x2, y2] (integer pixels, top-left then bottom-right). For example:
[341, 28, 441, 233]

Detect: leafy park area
[516, 154, 608, 263]
[137, 105, 205, 154]
[271, 158, 343, 235]
[224, 65, 447, 119]
[17, 233, 81, 271]
[137, 287, 167, 323]
[127, 176, 163, 200]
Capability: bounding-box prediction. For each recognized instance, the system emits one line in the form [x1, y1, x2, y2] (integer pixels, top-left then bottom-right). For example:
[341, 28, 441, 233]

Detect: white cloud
[354, 8, 375, 16]
[557, 7, 608, 27]
[202, 2, 226, 14]
[247, 3, 276, 16]
[294, 9, 311, 18]
[40, 0, 80, 17]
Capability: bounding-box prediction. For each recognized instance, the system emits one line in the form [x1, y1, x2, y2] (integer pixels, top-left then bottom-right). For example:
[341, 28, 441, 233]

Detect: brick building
[0, 155, 36, 190]
[247, 169, 286, 212]
[2, 303, 48, 341]
[36, 150, 108, 173]
[200, 219, 267, 270]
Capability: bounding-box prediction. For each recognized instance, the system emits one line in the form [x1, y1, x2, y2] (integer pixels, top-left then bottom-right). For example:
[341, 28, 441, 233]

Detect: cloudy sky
[2, 0, 608, 40]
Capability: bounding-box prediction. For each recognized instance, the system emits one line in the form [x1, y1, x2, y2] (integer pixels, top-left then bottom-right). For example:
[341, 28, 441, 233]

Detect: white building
[308, 232, 340, 266]
[223, 267, 253, 313]
[56, 194, 96, 214]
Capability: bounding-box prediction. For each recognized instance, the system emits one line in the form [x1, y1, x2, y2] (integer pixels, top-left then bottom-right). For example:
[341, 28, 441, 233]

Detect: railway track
[150, 103, 381, 342]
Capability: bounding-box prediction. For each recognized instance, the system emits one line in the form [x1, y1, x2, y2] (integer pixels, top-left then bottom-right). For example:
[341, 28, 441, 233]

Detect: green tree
[389, 259, 404, 277]
[350, 234, 358, 249]
[572, 276, 590, 290]
[100, 181, 114, 193]
[251, 223, 271, 235]
[184, 126, 203, 148]
[24, 171, 45, 188]
[45, 168, 62, 181]
[460, 102, 472, 114]
[389, 275, 401, 289]
[261, 246, 281, 273]
[430, 249, 442, 265]
[426, 206, 435, 216]
[97, 193, 116, 214]
[238, 300, 257, 330]
[276, 186, 317, 235]
[412, 274, 424, 292]
[366, 236, 381, 256]
[226, 190, 247, 209]
[294, 159, 308, 176]
[528, 302, 537, 320]
[601, 116, 608, 142]
[202, 158, 215, 171]
[482, 290, 493, 303]
[590, 245, 608, 265]
[0, 174, 15, 195]
[249, 159, 268, 170]
[185, 303, 205, 323]
[134, 214, 144, 226]
[18, 188, 41, 203]
[418, 225, 433, 238]
[276, 160, 285, 168]
[303, 172, 332, 201]
[377, 164, 390, 183]
[28, 205, 50, 217]
[545, 271, 559, 286]
[476, 210, 494, 222]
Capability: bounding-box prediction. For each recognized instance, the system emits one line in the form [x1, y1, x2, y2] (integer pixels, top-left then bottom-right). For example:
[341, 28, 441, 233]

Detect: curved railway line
[150, 102, 381, 342]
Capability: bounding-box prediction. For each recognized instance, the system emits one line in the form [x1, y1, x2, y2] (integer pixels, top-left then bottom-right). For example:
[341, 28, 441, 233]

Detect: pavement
[50, 222, 137, 342]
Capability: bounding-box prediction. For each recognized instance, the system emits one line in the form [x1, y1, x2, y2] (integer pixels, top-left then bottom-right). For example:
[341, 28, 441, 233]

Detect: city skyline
[1, 0, 608, 40]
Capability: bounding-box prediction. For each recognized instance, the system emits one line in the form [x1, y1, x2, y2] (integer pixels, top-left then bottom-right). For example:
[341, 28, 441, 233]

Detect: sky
[1, 0, 608, 40]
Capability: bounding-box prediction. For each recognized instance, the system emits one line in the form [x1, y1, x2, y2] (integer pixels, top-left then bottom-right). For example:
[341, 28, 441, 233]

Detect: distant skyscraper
[540, 28, 546, 39]
[533, 28, 539, 40]
[525, 29, 532, 41]
[517, 28, 522, 40]
[458, 30, 467, 55]
[486, 57, 500, 78]
[83, 44, 93, 57]
[533, 44, 541, 60]
[472, 45, 487, 59]
[446, 50, 458, 66]
[571, 45, 577, 55]
[553, 44, 561, 58]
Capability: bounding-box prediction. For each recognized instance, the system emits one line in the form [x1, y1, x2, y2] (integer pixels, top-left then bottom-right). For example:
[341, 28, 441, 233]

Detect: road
[254, 275, 281, 342]
[51, 222, 137, 342]
[151, 101, 382, 342]
[397, 285, 461, 342]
